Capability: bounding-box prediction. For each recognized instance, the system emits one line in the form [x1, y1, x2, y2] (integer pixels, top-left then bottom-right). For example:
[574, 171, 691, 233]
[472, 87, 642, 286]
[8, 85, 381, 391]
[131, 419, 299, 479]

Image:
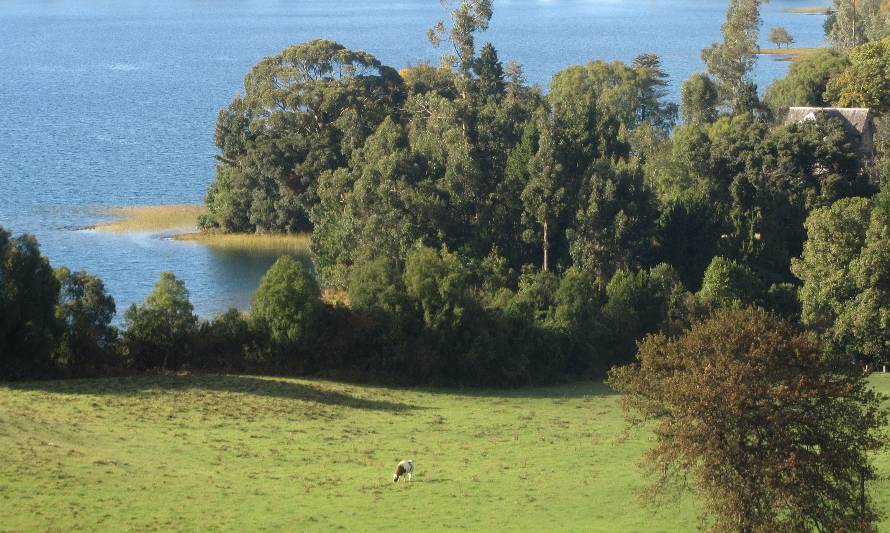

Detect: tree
[252, 256, 321, 352]
[310, 117, 427, 289]
[474, 42, 506, 99]
[632, 53, 679, 132]
[767, 26, 794, 48]
[124, 272, 197, 371]
[427, 0, 494, 75]
[201, 40, 404, 233]
[697, 256, 762, 309]
[792, 195, 890, 364]
[54, 267, 118, 377]
[522, 108, 565, 272]
[701, 0, 763, 111]
[680, 73, 719, 125]
[568, 160, 656, 285]
[763, 49, 849, 114]
[826, 36, 890, 114]
[827, 0, 889, 49]
[0, 229, 60, 380]
[656, 193, 724, 290]
[192, 308, 253, 372]
[609, 308, 887, 532]
[603, 265, 688, 365]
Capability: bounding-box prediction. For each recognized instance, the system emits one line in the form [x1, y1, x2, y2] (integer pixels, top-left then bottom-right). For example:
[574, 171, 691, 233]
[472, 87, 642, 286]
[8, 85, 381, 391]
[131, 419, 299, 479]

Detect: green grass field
[1, 374, 887, 532]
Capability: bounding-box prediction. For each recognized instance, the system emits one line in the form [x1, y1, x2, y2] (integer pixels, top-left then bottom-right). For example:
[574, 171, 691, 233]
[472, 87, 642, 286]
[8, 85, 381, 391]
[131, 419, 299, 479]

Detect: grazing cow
[393, 459, 414, 483]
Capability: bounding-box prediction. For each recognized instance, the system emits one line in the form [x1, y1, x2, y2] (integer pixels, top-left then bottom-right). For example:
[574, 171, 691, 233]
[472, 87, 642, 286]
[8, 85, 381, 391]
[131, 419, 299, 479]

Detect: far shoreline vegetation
[4, 0, 890, 530]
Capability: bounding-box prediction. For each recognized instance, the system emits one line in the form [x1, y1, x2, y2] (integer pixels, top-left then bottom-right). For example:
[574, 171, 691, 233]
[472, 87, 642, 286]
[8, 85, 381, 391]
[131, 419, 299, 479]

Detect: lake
[0, 0, 827, 319]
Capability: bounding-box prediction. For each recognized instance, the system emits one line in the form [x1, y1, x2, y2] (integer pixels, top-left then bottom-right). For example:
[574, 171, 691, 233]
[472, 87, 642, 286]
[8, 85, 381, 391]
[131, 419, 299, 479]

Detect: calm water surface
[0, 0, 826, 318]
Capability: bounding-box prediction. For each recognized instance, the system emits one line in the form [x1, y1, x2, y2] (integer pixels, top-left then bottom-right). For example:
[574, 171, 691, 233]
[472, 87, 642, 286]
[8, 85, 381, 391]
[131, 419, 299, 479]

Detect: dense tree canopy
[201, 39, 405, 233]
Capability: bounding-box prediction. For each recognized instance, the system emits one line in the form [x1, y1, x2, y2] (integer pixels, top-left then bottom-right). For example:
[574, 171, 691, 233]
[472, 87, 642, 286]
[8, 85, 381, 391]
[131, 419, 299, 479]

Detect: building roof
[786, 107, 873, 137]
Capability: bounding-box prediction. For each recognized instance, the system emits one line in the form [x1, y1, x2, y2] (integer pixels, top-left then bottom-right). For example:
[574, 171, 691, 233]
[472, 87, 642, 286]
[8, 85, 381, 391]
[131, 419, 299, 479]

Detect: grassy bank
[780, 6, 831, 14]
[173, 232, 310, 253]
[1, 373, 887, 531]
[95, 204, 205, 233]
[756, 46, 821, 61]
[92, 204, 310, 255]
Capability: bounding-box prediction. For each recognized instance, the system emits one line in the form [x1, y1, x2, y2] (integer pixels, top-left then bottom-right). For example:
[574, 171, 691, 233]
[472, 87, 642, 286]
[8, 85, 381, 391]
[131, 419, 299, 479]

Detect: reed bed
[756, 47, 821, 61]
[173, 231, 311, 253]
[780, 6, 831, 14]
[95, 204, 204, 233]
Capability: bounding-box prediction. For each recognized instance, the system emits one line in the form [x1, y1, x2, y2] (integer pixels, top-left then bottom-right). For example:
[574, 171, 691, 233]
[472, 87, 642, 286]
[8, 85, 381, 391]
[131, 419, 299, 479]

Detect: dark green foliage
[568, 160, 657, 284]
[680, 73, 719, 126]
[603, 265, 689, 365]
[201, 40, 405, 233]
[0, 229, 60, 380]
[656, 194, 723, 291]
[697, 256, 763, 309]
[763, 49, 849, 115]
[793, 194, 890, 364]
[474, 42, 506, 99]
[53, 267, 119, 377]
[251, 257, 321, 361]
[124, 272, 198, 371]
[192, 308, 254, 372]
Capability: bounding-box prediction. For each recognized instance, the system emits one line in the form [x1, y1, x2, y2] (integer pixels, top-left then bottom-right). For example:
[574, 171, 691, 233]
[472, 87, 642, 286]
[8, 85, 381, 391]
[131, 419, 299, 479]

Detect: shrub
[53, 267, 120, 377]
[124, 272, 198, 371]
[192, 308, 254, 372]
[251, 257, 321, 371]
[697, 256, 762, 309]
[0, 229, 60, 380]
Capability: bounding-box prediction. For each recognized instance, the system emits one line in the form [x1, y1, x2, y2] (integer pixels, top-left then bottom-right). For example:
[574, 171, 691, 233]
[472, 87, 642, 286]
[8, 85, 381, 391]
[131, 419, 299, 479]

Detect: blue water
[0, 0, 827, 319]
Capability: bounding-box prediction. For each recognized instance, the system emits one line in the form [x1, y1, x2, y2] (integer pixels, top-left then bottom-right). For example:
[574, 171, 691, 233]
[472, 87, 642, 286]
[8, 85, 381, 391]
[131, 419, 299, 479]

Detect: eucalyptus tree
[701, 0, 763, 112]
[521, 108, 566, 272]
[826, 0, 889, 49]
[428, 0, 494, 76]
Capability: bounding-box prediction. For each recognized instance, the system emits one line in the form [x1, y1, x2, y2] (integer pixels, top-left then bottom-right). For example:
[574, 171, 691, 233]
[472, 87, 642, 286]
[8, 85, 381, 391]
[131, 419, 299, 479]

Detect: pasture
[1, 374, 887, 532]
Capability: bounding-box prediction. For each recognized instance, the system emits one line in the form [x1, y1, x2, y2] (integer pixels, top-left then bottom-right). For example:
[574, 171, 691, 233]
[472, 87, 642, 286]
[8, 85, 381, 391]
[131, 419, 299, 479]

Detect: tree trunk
[543, 219, 550, 272]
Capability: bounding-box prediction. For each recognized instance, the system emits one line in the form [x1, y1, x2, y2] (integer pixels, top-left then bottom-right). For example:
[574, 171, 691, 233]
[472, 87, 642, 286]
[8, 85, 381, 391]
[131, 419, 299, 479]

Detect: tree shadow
[2, 374, 421, 413]
[333, 379, 618, 400]
[432, 381, 617, 399]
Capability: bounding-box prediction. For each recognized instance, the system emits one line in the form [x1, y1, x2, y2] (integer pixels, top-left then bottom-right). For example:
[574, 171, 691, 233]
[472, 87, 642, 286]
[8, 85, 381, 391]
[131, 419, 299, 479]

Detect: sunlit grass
[0, 373, 886, 531]
[780, 6, 831, 14]
[173, 231, 310, 253]
[95, 204, 204, 233]
[756, 47, 822, 61]
[322, 289, 350, 306]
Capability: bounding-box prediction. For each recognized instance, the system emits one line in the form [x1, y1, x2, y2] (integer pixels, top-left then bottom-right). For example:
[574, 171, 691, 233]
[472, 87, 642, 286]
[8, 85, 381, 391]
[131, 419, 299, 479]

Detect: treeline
[3, 2, 889, 384]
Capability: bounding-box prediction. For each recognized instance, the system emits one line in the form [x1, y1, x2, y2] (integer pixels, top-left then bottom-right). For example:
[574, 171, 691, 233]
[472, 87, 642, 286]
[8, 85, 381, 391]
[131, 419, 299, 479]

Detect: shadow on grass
[406, 380, 617, 400]
[2, 374, 420, 412]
